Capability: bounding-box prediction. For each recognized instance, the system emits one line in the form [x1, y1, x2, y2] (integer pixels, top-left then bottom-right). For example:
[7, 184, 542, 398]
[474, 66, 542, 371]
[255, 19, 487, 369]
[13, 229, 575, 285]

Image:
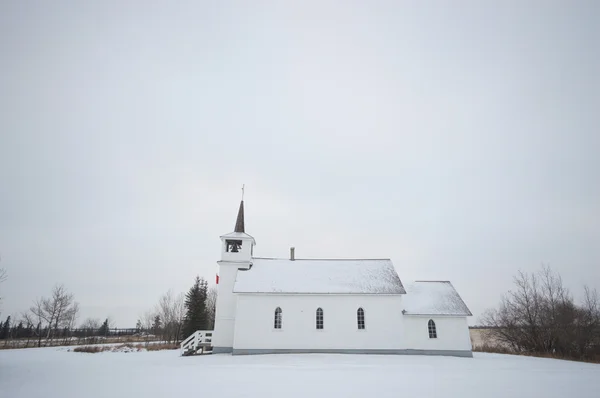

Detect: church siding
[403, 315, 472, 352]
[233, 294, 406, 351]
[232, 294, 472, 354]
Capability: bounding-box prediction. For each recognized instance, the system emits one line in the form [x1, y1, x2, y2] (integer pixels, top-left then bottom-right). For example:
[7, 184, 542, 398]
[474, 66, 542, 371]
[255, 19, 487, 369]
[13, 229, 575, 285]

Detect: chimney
[290, 247, 295, 261]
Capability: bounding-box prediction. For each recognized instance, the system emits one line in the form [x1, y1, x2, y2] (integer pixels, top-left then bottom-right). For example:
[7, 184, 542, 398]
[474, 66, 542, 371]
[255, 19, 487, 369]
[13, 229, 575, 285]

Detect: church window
[357, 308, 365, 329]
[225, 239, 242, 253]
[274, 307, 282, 329]
[316, 308, 324, 329]
[428, 319, 437, 338]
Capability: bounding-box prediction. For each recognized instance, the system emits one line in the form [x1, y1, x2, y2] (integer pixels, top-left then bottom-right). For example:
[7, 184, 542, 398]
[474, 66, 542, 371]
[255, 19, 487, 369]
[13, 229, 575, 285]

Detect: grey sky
[1, 1, 598, 327]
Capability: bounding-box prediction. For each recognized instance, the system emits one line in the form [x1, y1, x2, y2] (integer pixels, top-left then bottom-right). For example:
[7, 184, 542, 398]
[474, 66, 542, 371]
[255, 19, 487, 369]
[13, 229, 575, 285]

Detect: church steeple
[234, 200, 245, 233]
[214, 188, 254, 354]
[219, 186, 255, 257]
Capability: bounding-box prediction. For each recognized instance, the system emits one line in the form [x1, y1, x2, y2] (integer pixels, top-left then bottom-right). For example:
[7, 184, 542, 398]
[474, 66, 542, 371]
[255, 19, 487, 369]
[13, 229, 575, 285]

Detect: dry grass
[472, 343, 513, 354]
[73, 345, 109, 353]
[474, 343, 600, 364]
[72, 342, 179, 354]
[519, 351, 600, 364]
[144, 343, 179, 351]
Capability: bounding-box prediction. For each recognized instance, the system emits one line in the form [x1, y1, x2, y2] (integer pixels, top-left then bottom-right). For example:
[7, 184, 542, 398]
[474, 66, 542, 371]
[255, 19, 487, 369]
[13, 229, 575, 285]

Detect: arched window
[428, 319, 437, 338]
[316, 308, 324, 329]
[274, 307, 282, 329]
[357, 308, 365, 330]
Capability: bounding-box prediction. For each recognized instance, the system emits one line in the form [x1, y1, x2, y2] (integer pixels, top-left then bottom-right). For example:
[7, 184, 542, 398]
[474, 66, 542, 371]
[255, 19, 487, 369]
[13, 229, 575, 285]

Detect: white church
[210, 199, 473, 357]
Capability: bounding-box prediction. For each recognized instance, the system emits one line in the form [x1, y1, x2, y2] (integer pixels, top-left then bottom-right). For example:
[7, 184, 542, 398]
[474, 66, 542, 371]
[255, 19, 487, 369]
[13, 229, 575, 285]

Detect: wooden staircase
[180, 330, 213, 356]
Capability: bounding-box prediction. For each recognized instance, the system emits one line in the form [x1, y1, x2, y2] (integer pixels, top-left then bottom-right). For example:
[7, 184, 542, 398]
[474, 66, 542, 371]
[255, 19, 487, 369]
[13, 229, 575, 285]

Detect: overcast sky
[1, 1, 599, 327]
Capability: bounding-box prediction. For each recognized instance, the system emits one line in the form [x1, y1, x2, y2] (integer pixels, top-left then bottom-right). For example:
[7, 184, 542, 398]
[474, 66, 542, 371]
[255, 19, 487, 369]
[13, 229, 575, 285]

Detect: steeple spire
[234, 199, 245, 233]
[234, 185, 245, 232]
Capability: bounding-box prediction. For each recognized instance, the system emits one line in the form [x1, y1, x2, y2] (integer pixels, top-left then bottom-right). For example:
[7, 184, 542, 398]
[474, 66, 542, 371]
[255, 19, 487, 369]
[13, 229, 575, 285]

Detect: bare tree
[22, 310, 44, 347]
[18, 315, 36, 348]
[30, 298, 53, 340]
[482, 265, 600, 360]
[207, 286, 217, 329]
[66, 302, 79, 327]
[80, 318, 101, 332]
[0, 265, 7, 304]
[173, 293, 186, 342]
[29, 284, 77, 342]
[156, 290, 185, 343]
[139, 310, 157, 334]
[575, 286, 600, 358]
[61, 302, 79, 344]
[0, 254, 5, 285]
[157, 290, 174, 342]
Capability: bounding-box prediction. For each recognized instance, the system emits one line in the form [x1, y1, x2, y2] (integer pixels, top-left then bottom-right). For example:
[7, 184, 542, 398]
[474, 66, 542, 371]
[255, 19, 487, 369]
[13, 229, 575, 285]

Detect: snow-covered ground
[1, 347, 598, 398]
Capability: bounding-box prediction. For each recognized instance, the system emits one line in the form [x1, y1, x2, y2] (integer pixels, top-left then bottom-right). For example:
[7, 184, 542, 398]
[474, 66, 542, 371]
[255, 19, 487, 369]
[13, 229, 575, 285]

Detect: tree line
[0, 284, 118, 347]
[482, 265, 600, 361]
[135, 276, 217, 344]
[0, 275, 217, 348]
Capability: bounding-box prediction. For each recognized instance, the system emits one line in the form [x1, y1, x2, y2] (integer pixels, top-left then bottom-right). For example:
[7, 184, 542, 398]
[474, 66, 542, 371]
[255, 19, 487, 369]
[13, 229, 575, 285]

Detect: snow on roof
[402, 281, 472, 316]
[220, 232, 256, 243]
[233, 258, 406, 294]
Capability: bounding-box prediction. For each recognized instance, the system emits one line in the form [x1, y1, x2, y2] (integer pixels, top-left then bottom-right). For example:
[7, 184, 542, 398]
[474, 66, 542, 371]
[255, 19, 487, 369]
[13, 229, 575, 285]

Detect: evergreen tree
[98, 319, 109, 336]
[135, 319, 142, 332]
[152, 315, 161, 335]
[0, 316, 10, 339]
[182, 276, 209, 338]
[15, 321, 24, 339]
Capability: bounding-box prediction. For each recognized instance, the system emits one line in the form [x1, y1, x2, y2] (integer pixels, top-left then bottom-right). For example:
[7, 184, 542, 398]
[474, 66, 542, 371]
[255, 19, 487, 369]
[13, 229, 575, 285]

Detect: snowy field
[1, 347, 598, 398]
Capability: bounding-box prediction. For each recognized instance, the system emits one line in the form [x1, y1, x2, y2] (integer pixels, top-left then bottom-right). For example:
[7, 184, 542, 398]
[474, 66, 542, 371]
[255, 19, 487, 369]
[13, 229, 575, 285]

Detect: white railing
[180, 330, 213, 356]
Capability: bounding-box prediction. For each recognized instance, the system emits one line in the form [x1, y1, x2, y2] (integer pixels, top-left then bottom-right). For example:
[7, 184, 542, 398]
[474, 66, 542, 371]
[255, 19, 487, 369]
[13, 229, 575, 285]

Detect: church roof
[233, 258, 406, 294]
[220, 231, 256, 244]
[402, 281, 472, 316]
[220, 231, 255, 240]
